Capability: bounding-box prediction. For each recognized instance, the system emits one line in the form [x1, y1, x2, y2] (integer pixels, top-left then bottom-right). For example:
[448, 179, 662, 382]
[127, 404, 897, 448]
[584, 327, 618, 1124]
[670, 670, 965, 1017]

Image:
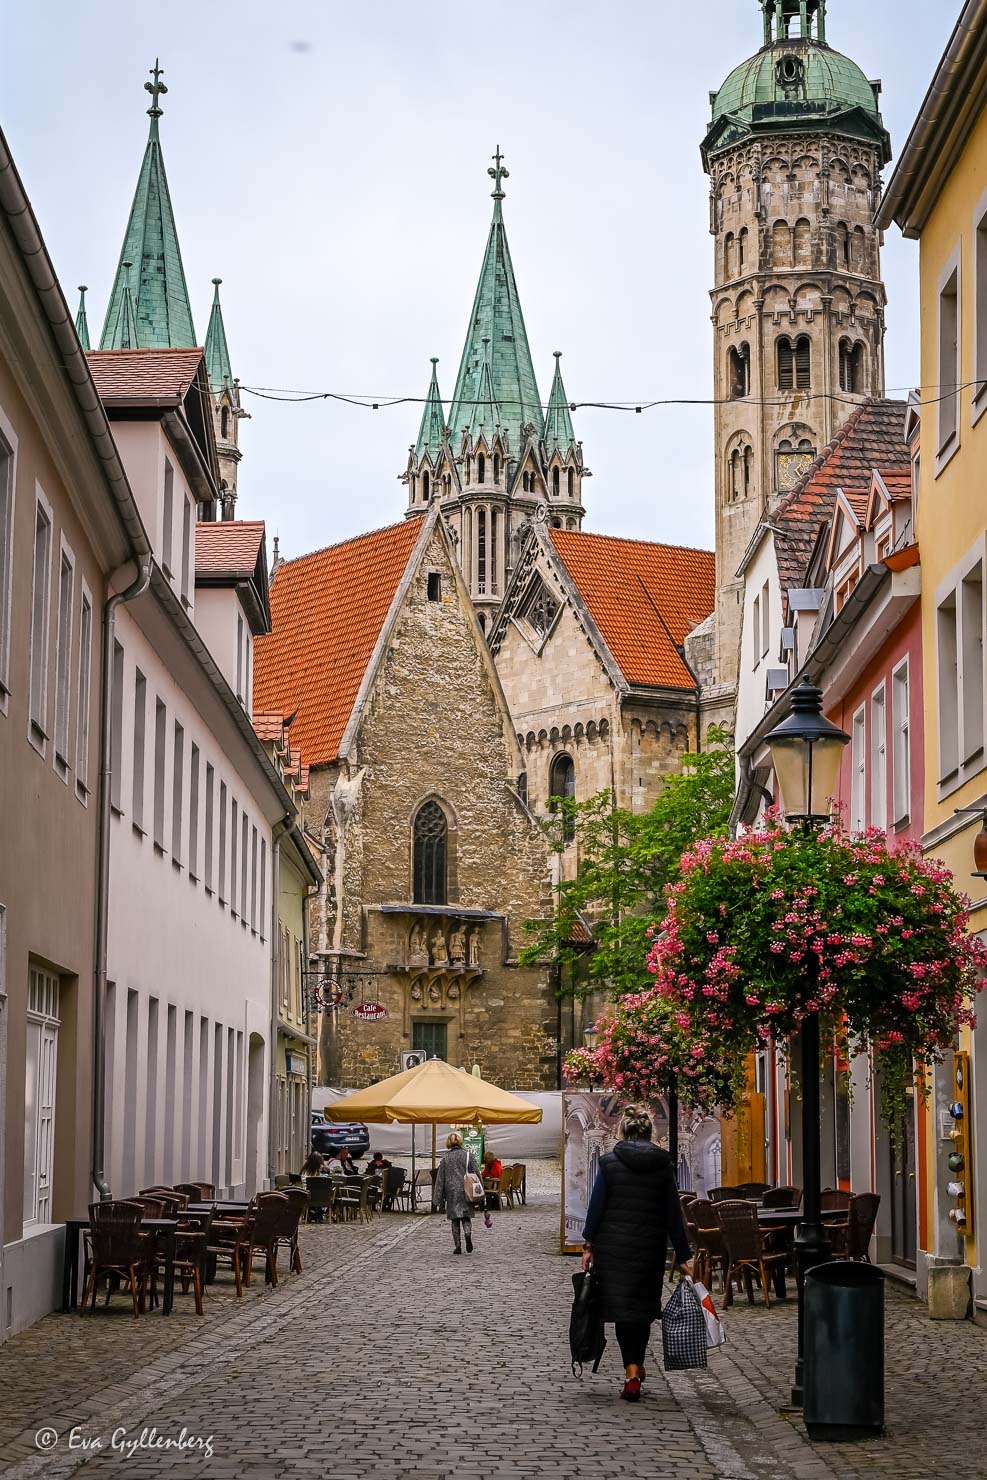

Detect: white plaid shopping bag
[661, 1277, 709, 1370]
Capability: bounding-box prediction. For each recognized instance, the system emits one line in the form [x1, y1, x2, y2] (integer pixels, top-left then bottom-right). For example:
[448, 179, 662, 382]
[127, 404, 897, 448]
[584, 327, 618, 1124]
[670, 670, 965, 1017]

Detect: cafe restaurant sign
[354, 1002, 388, 1022]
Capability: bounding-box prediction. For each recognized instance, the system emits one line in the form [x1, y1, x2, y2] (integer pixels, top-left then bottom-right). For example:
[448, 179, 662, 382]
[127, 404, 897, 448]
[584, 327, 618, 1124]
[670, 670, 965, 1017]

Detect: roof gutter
[877, 0, 987, 235]
[0, 130, 151, 561]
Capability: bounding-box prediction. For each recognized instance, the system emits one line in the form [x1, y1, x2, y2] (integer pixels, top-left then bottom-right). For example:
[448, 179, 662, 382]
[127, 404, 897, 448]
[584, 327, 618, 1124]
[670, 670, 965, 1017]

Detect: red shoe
[620, 1378, 641, 1402]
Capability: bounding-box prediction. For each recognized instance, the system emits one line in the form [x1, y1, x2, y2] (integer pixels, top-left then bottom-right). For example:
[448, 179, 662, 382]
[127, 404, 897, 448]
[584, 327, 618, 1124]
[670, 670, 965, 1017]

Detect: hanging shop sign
[353, 1002, 388, 1022]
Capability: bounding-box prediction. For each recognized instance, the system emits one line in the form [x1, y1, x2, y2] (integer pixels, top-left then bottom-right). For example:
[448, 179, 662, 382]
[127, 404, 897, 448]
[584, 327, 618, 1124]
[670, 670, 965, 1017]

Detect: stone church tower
[703, 0, 891, 692]
[402, 151, 590, 631]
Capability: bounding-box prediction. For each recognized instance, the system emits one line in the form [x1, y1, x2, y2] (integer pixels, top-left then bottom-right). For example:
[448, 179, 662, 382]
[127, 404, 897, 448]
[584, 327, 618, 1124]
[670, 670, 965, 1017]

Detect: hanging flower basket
[645, 820, 985, 1130]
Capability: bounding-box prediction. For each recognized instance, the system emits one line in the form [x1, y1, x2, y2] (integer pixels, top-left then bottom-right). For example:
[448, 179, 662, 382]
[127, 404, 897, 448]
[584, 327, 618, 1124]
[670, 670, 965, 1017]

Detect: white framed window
[937, 248, 961, 466]
[752, 593, 761, 669]
[24, 965, 60, 1225]
[0, 410, 17, 707]
[892, 659, 911, 826]
[162, 459, 175, 576]
[132, 669, 146, 829]
[936, 548, 986, 792]
[259, 836, 267, 942]
[189, 743, 200, 881]
[153, 697, 167, 850]
[230, 799, 239, 916]
[851, 705, 866, 832]
[75, 584, 93, 802]
[250, 824, 258, 933]
[241, 811, 249, 926]
[761, 580, 770, 657]
[218, 781, 228, 904]
[28, 486, 53, 751]
[53, 537, 75, 778]
[109, 640, 124, 811]
[974, 187, 987, 424]
[180, 496, 193, 607]
[172, 720, 185, 866]
[204, 763, 215, 893]
[870, 684, 887, 833]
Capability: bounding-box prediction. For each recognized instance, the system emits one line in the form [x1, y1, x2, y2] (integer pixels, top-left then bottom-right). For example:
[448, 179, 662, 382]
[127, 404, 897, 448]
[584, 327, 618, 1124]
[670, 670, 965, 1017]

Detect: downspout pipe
[301, 882, 317, 1151]
[92, 556, 153, 1201]
[268, 815, 292, 1188]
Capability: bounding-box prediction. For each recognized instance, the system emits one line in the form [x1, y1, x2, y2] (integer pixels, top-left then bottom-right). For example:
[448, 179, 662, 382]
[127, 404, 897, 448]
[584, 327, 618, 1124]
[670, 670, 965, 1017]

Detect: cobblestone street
[1, 1168, 985, 1480]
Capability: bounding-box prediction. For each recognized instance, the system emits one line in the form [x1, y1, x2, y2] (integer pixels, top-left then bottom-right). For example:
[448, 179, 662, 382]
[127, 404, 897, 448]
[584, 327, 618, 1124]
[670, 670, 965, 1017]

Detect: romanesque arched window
[724, 231, 735, 279]
[744, 445, 754, 499]
[549, 753, 576, 843]
[772, 220, 793, 269]
[793, 219, 812, 268]
[413, 800, 448, 905]
[836, 222, 850, 269]
[777, 335, 811, 391]
[839, 339, 866, 394]
[738, 227, 749, 272]
[728, 344, 750, 399]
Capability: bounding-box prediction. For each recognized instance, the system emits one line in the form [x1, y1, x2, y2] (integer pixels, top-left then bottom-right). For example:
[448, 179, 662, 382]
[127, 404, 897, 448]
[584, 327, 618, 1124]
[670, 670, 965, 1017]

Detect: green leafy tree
[521, 726, 734, 997]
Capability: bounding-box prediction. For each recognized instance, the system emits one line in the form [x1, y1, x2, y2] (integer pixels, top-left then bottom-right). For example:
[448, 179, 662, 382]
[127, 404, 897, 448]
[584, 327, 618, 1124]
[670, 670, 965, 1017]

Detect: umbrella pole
[432, 1122, 437, 1172]
[411, 1122, 416, 1213]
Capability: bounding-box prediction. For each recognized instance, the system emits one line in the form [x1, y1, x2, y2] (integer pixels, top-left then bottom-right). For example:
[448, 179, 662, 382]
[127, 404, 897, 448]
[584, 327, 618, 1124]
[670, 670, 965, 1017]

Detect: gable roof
[195, 520, 265, 577]
[548, 529, 715, 690]
[773, 398, 908, 607]
[253, 517, 424, 766]
[87, 346, 205, 403]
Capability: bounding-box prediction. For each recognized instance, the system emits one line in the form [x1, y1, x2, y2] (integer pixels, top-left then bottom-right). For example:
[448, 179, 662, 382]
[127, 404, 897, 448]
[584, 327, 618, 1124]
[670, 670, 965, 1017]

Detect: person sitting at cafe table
[368, 1150, 391, 1173]
[329, 1147, 361, 1177]
[482, 1150, 504, 1225]
[300, 1150, 326, 1183]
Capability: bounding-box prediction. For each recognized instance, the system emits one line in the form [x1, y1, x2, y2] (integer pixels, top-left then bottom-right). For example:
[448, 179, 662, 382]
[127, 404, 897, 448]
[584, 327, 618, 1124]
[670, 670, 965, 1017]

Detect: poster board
[560, 1091, 624, 1254]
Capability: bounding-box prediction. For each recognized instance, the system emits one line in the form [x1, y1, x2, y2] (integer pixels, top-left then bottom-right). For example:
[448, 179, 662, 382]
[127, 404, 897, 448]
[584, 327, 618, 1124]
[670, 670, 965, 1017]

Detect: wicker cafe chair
[175, 1182, 215, 1200]
[845, 1192, 881, 1262]
[305, 1176, 335, 1221]
[735, 1182, 772, 1200]
[761, 1185, 802, 1209]
[821, 1187, 852, 1212]
[80, 1202, 151, 1317]
[379, 1166, 406, 1212]
[689, 1199, 730, 1293]
[716, 1200, 789, 1310]
[127, 1195, 167, 1218]
[206, 1209, 251, 1298]
[708, 1186, 742, 1204]
[274, 1188, 307, 1273]
[485, 1170, 514, 1210]
[148, 1210, 212, 1316]
[244, 1192, 290, 1287]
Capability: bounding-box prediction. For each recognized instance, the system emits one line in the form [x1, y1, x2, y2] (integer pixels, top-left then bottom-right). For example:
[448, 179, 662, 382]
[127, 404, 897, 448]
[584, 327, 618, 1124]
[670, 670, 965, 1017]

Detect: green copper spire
[75, 285, 91, 351]
[415, 358, 445, 459]
[544, 351, 575, 449]
[100, 61, 197, 350]
[447, 148, 543, 454]
[204, 277, 233, 393]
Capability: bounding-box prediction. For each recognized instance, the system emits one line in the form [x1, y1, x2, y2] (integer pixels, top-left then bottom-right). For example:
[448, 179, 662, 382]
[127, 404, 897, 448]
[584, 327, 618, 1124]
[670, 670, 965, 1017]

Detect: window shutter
[795, 337, 811, 389]
[777, 339, 794, 391]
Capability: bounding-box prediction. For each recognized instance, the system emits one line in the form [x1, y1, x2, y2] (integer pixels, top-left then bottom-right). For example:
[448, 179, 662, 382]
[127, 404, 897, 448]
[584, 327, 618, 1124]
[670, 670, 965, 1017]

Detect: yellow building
[878, 0, 987, 1322]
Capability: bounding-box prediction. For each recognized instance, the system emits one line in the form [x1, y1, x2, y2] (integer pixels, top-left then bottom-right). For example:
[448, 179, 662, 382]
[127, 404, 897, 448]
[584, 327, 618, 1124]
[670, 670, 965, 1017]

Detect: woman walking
[432, 1132, 482, 1253]
[581, 1105, 692, 1402]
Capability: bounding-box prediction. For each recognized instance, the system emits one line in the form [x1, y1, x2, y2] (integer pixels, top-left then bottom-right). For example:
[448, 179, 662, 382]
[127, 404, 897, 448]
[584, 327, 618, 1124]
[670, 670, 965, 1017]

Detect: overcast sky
[3, 1, 955, 560]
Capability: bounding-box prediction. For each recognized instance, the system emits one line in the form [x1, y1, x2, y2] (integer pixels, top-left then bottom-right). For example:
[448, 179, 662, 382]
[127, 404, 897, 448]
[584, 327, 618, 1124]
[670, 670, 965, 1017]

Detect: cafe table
[60, 1215, 181, 1314]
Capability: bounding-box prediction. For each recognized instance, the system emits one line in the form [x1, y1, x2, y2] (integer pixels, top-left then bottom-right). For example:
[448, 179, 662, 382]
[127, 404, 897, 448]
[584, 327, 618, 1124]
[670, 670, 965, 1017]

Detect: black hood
[613, 1139, 672, 1175]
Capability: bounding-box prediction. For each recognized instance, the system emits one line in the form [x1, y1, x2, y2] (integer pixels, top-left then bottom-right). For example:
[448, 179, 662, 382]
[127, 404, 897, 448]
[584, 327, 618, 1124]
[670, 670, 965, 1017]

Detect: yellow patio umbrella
[324, 1058, 542, 1196]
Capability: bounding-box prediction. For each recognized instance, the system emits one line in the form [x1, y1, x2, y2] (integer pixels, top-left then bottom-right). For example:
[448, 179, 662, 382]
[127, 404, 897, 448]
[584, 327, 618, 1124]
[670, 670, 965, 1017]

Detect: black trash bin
[804, 1261, 884, 1441]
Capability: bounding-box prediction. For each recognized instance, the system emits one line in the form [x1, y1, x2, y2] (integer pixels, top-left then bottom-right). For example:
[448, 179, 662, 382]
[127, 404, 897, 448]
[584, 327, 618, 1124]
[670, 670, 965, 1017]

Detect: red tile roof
[880, 470, 912, 502]
[87, 347, 205, 402]
[254, 519, 424, 766]
[195, 521, 266, 577]
[774, 400, 908, 607]
[548, 530, 715, 689]
[252, 711, 286, 743]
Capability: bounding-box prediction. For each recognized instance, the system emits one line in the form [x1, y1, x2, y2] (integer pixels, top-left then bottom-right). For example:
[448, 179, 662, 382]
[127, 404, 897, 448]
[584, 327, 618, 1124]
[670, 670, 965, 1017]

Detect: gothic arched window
[567, 468, 575, 498]
[412, 800, 448, 905]
[220, 404, 229, 440]
[494, 453, 501, 482]
[552, 467, 560, 497]
[422, 470, 430, 501]
[549, 753, 576, 843]
[478, 452, 486, 484]
[477, 508, 487, 593]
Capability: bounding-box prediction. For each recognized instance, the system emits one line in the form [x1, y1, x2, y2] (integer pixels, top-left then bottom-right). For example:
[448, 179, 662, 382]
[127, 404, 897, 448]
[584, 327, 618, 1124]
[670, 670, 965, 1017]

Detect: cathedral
[700, 0, 891, 704]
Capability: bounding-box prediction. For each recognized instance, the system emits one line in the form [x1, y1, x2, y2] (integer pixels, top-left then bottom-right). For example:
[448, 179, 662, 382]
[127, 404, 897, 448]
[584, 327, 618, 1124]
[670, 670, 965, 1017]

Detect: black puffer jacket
[583, 1140, 691, 1323]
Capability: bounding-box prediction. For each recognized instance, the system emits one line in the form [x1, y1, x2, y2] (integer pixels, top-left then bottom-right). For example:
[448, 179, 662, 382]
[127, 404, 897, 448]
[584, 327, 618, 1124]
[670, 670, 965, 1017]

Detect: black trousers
[614, 1320, 651, 1368]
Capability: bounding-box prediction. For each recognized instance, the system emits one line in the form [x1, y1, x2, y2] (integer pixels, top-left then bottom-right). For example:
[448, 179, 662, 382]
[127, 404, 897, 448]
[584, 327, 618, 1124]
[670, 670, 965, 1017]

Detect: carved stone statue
[467, 930, 480, 966]
[409, 924, 428, 963]
[449, 926, 466, 963]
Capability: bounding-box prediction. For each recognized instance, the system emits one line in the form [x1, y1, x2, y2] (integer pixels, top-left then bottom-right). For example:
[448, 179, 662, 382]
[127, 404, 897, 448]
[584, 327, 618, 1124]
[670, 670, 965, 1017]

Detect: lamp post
[763, 681, 850, 1408]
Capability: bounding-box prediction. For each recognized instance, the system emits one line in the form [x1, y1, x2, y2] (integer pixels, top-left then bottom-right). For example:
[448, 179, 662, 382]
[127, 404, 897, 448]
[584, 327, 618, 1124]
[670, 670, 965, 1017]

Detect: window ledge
[76, 783, 90, 807]
[132, 821, 146, 839]
[963, 745, 985, 768]
[892, 814, 911, 832]
[189, 871, 198, 885]
[153, 841, 166, 857]
[172, 859, 183, 873]
[110, 803, 123, 819]
[972, 383, 987, 428]
[204, 885, 214, 897]
[935, 434, 960, 477]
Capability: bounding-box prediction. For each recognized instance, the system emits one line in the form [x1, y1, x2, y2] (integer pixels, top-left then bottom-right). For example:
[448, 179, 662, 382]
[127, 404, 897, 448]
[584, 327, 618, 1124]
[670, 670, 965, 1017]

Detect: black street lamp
[764, 681, 849, 1408]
